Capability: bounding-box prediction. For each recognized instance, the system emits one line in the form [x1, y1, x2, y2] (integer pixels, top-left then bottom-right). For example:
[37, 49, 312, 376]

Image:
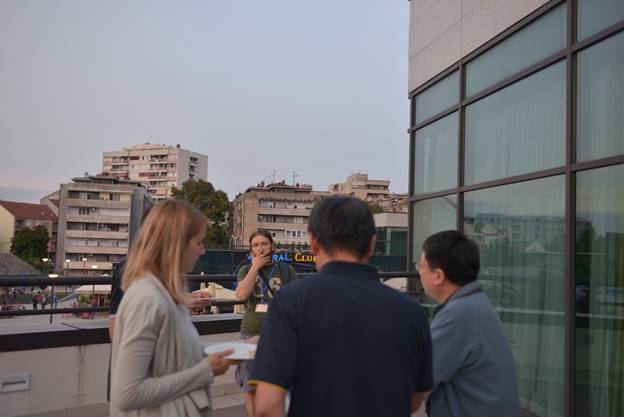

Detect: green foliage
[206, 223, 228, 248]
[10, 226, 50, 271]
[77, 294, 92, 306]
[369, 203, 384, 214]
[171, 179, 230, 248]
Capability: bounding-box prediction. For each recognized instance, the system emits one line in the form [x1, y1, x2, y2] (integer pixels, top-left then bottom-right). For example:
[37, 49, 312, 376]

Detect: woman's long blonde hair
[122, 199, 208, 305]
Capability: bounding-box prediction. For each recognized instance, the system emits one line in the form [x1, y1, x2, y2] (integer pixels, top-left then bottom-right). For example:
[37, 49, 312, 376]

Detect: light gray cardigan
[110, 273, 214, 417]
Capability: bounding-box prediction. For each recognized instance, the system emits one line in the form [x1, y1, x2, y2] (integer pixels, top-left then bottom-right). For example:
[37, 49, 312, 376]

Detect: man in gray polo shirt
[419, 230, 520, 417]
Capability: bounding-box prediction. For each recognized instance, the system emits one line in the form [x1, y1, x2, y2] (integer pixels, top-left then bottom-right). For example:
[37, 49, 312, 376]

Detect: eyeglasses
[417, 261, 434, 273]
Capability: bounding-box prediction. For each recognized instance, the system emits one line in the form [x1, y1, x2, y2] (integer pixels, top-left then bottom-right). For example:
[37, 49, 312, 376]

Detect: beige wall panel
[410, 0, 461, 59]
[409, 23, 461, 92]
[461, 0, 550, 56]
[409, 0, 551, 92]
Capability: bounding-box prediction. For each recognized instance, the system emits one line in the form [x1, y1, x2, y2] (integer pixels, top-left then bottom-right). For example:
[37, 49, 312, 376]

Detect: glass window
[464, 175, 565, 416]
[577, 0, 624, 41]
[412, 195, 458, 313]
[466, 4, 566, 97]
[413, 112, 458, 195]
[414, 71, 459, 124]
[576, 32, 624, 162]
[465, 61, 566, 185]
[412, 195, 457, 269]
[575, 164, 624, 417]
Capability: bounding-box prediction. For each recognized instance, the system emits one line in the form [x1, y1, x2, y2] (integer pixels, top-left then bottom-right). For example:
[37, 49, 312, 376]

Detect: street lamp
[48, 273, 58, 324]
[82, 257, 88, 275]
[64, 259, 71, 294]
[41, 258, 49, 274]
[91, 265, 98, 302]
[40, 258, 51, 292]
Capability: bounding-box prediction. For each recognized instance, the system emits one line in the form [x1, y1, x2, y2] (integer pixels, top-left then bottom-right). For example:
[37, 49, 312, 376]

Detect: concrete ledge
[1, 330, 243, 417]
[15, 398, 244, 417]
[214, 404, 245, 417]
[0, 315, 242, 352]
[16, 402, 108, 417]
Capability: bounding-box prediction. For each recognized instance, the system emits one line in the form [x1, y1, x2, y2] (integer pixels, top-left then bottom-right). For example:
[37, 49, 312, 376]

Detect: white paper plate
[203, 342, 256, 360]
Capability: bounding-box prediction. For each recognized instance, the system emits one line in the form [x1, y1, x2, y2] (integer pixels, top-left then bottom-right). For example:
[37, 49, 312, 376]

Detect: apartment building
[232, 182, 330, 249]
[102, 143, 208, 201]
[328, 173, 391, 201]
[328, 173, 407, 212]
[40, 191, 60, 216]
[55, 175, 152, 275]
[0, 201, 57, 257]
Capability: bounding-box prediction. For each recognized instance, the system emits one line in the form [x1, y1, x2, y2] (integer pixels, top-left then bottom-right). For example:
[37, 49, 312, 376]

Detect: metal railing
[0, 271, 420, 317]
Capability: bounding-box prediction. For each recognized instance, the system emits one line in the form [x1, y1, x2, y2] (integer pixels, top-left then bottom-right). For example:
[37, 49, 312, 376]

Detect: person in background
[234, 230, 297, 417]
[110, 200, 235, 417]
[108, 258, 126, 340]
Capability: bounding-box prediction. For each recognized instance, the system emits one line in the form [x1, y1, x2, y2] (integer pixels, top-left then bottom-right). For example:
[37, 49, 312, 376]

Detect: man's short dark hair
[422, 230, 480, 286]
[307, 196, 375, 258]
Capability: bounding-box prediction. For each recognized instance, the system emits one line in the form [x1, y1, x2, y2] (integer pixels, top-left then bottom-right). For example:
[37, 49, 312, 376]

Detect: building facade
[408, 1, 624, 417]
[102, 143, 208, 201]
[329, 173, 407, 212]
[373, 212, 407, 256]
[0, 201, 57, 257]
[376, 194, 408, 213]
[328, 173, 391, 201]
[55, 176, 152, 275]
[231, 182, 329, 250]
[40, 191, 60, 217]
[372, 212, 408, 273]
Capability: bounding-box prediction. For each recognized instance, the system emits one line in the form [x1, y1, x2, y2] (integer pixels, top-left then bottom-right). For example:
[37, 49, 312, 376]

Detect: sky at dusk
[0, 0, 410, 202]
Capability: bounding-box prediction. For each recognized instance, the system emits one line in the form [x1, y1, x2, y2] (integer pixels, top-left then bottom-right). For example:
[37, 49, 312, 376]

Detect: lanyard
[259, 265, 276, 303]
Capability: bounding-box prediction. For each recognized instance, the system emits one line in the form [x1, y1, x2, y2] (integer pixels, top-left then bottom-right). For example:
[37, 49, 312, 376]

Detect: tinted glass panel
[412, 195, 457, 270]
[578, 0, 624, 40]
[465, 62, 565, 185]
[575, 164, 624, 417]
[414, 71, 459, 124]
[412, 195, 458, 313]
[413, 112, 458, 195]
[464, 176, 565, 417]
[577, 32, 624, 162]
[466, 4, 566, 97]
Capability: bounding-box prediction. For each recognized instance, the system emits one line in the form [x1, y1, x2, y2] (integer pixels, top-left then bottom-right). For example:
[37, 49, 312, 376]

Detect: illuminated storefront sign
[247, 251, 316, 264]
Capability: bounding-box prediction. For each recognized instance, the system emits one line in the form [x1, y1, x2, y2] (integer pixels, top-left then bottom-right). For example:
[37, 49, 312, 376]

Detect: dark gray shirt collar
[433, 280, 482, 318]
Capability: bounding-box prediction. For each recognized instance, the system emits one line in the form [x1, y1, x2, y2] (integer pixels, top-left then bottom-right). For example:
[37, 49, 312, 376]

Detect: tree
[11, 225, 50, 271]
[171, 179, 230, 248]
[369, 203, 384, 214]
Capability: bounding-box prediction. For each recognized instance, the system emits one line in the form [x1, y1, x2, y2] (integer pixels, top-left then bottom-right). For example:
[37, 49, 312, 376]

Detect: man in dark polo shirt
[251, 195, 433, 417]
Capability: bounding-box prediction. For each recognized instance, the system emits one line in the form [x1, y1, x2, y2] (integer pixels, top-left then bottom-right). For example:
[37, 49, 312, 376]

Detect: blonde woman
[110, 200, 234, 417]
